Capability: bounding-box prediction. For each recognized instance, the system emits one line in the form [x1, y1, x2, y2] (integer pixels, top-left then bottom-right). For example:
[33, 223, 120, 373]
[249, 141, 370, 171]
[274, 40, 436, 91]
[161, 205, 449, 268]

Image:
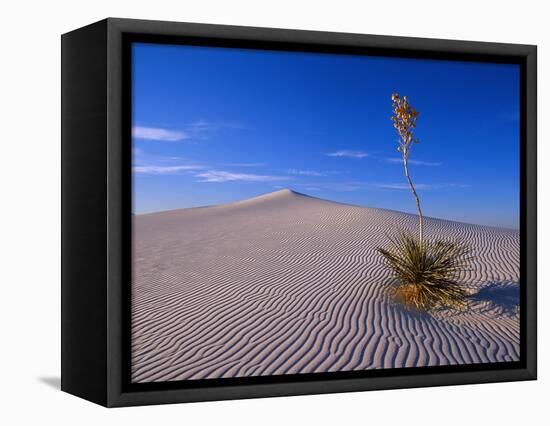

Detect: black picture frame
[61, 17, 537, 407]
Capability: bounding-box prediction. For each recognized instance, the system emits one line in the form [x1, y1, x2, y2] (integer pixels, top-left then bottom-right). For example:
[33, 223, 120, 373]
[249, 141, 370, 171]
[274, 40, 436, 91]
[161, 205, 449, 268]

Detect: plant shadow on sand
[469, 281, 520, 316]
[386, 280, 520, 318]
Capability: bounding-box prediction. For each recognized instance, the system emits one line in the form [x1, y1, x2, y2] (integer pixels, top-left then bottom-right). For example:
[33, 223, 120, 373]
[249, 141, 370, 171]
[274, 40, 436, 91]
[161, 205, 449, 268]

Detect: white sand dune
[131, 189, 520, 383]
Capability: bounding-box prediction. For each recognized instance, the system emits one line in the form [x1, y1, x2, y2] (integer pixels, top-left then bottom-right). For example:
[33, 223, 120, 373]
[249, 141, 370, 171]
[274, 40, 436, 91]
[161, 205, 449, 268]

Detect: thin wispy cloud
[327, 150, 369, 159]
[224, 162, 267, 168]
[184, 120, 220, 139]
[190, 119, 244, 131]
[376, 183, 469, 190]
[376, 183, 435, 190]
[335, 185, 361, 191]
[184, 119, 245, 141]
[133, 126, 189, 142]
[286, 169, 326, 177]
[133, 165, 205, 175]
[133, 148, 206, 175]
[447, 183, 471, 188]
[310, 182, 364, 192]
[188, 119, 215, 132]
[196, 170, 290, 183]
[133, 120, 243, 143]
[386, 158, 442, 167]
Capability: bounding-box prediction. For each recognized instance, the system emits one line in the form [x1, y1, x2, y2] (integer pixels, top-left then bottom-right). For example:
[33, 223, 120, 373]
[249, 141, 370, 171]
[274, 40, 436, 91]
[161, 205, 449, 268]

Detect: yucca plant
[378, 231, 471, 310]
[378, 93, 471, 310]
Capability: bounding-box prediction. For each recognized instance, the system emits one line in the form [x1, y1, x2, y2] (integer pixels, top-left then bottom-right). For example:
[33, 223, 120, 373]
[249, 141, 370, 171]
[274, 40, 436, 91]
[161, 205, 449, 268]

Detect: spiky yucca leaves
[378, 231, 471, 311]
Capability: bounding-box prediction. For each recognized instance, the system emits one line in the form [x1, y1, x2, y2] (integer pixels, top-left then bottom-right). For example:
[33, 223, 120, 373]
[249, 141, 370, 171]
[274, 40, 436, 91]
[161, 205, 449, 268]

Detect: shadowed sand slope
[132, 189, 520, 383]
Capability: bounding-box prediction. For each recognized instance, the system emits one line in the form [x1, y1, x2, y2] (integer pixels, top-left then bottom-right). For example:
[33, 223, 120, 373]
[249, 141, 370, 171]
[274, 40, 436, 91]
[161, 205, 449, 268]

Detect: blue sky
[132, 43, 520, 229]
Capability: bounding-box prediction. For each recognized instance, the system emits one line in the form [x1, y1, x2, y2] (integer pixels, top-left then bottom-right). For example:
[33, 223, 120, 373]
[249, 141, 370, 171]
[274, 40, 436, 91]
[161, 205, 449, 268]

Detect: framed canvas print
[61, 18, 537, 407]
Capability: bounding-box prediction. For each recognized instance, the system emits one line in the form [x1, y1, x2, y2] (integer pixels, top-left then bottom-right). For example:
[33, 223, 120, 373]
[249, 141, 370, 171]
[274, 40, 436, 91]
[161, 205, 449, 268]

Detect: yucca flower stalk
[391, 93, 423, 244]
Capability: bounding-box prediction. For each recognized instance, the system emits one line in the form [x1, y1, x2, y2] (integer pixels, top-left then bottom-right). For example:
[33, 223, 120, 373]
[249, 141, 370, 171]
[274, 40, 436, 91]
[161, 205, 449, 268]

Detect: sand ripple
[131, 189, 520, 383]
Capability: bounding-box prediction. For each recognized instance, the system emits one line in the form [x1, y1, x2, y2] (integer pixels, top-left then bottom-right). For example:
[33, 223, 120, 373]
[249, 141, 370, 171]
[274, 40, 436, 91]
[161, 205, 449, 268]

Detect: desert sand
[132, 189, 520, 383]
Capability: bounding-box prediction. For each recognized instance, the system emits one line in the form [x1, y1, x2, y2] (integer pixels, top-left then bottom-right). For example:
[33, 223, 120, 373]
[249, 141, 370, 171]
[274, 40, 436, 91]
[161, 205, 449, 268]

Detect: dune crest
[217, 188, 318, 208]
[132, 190, 520, 383]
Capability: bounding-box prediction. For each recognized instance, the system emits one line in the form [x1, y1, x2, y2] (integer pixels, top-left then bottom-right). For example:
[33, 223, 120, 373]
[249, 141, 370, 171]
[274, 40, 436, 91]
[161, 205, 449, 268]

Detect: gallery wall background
[0, 0, 547, 424]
